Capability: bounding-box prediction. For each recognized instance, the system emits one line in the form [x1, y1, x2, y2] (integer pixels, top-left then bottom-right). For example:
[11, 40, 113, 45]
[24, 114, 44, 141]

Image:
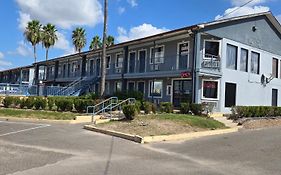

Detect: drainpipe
[192, 30, 199, 104]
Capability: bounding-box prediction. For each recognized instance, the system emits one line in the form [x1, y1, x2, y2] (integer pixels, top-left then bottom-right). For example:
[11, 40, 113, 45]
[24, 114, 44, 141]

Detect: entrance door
[129, 52, 136, 73]
[225, 83, 236, 107]
[90, 60, 94, 76]
[96, 59, 100, 76]
[137, 82, 145, 96]
[173, 80, 192, 107]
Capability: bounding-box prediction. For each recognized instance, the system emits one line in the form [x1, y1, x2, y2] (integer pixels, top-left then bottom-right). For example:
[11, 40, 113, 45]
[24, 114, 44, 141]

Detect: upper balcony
[201, 54, 221, 70]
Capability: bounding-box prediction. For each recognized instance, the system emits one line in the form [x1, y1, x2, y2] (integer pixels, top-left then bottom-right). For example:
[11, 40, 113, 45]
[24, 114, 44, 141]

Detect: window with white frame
[149, 80, 163, 98]
[115, 54, 123, 68]
[106, 56, 111, 69]
[166, 85, 172, 96]
[202, 80, 219, 100]
[115, 81, 122, 92]
[204, 40, 220, 59]
[240, 48, 248, 72]
[272, 58, 278, 78]
[251, 51, 260, 74]
[226, 44, 237, 70]
[150, 46, 164, 64]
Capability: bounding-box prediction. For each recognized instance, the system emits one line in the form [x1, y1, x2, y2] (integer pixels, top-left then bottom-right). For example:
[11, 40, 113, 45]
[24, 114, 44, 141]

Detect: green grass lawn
[0, 108, 77, 120]
[97, 114, 227, 137]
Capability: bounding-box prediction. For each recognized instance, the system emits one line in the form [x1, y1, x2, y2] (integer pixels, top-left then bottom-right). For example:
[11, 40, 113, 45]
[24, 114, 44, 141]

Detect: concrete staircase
[210, 113, 238, 128]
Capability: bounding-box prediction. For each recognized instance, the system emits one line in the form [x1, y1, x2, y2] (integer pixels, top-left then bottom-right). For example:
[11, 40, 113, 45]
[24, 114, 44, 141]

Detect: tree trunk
[100, 0, 108, 97]
[33, 45, 37, 63]
[46, 48, 49, 61]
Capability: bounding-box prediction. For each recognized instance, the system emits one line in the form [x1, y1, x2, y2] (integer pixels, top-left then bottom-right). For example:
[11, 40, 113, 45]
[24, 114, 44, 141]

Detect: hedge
[231, 106, 281, 120]
[123, 104, 138, 120]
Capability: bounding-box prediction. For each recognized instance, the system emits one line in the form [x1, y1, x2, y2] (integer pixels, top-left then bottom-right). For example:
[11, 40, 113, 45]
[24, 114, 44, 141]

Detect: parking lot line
[0, 121, 50, 137]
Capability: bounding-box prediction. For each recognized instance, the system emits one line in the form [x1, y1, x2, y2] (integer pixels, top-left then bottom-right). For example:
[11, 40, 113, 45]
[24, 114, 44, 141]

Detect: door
[225, 83, 236, 107]
[129, 52, 136, 73]
[272, 89, 278, 106]
[173, 80, 192, 107]
[96, 59, 100, 76]
[139, 50, 146, 73]
[137, 82, 145, 96]
[178, 42, 189, 70]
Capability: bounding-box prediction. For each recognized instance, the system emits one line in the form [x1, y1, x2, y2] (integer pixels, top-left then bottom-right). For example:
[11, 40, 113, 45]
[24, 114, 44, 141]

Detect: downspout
[192, 28, 200, 104]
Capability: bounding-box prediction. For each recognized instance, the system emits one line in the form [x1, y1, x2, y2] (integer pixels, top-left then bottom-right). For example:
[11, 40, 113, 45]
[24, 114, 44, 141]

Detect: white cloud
[16, 0, 103, 29]
[8, 41, 32, 57]
[230, 0, 267, 6]
[18, 11, 31, 31]
[0, 52, 4, 59]
[127, 0, 137, 7]
[118, 7, 126, 15]
[117, 24, 169, 43]
[0, 52, 12, 69]
[215, 5, 269, 20]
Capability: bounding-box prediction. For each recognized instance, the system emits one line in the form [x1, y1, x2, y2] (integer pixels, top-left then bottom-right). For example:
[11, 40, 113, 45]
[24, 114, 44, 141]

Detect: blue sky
[0, 0, 280, 70]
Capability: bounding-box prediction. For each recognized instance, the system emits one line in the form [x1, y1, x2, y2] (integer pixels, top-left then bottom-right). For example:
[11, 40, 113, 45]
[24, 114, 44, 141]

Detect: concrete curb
[142, 128, 238, 143]
[0, 116, 90, 124]
[84, 125, 143, 143]
[84, 124, 239, 144]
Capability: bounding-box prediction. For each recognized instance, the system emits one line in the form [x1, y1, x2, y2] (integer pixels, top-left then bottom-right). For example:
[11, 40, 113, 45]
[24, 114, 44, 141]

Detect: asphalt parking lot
[1, 119, 281, 175]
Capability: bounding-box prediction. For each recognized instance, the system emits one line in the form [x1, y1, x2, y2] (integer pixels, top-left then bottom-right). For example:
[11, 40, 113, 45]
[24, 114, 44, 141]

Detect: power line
[217, 0, 255, 20]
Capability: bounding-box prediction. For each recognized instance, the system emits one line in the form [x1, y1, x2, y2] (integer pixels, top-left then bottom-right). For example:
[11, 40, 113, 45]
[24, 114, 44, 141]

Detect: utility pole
[100, 0, 108, 97]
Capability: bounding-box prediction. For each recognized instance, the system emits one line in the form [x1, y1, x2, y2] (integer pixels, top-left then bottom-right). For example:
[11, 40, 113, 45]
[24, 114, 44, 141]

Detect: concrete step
[213, 116, 238, 128]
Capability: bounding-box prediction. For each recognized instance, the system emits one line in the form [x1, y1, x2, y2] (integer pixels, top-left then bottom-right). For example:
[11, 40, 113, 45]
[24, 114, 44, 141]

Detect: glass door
[173, 80, 192, 107]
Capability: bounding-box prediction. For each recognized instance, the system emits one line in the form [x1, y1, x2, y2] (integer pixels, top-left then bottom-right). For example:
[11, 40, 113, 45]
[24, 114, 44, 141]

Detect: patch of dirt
[243, 118, 281, 129]
[97, 118, 205, 137]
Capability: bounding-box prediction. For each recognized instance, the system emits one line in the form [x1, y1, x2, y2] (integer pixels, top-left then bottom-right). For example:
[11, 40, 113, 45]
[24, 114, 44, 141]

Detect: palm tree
[24, 20, 42, 63]
[106, 35, 114, 47]
[100, 0, 108, 97]
[89, 36, 102, 50]
[72, 27, 86, 53]
[41, 23, 58, 61]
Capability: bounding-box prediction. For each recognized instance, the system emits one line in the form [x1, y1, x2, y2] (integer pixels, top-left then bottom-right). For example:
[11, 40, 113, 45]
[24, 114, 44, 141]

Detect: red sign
[181, 72, 191, 78]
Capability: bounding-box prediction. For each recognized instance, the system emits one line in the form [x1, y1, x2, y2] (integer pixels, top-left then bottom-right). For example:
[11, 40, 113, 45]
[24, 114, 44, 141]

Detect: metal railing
[201, 54, 220, 70]
[86, 97, 119, 122]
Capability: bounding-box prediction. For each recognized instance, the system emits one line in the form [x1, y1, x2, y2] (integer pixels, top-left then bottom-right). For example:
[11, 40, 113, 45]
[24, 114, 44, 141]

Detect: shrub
[56, 98, 73, 112]
[13, 97, 21, 107]
[74, 99, 88, 113]
[160, 102, 173, 113]
[34, 97, 47, 110]
[190, 103, 203, 115]
[47, 97, 55, 110]
[3, 96, 14, 108]
[143, 102, 152, 114]
[19, 98, 26, 109]
[123, 104, 137, 120]
[25, 97, 35, 109]
[151, 103, 157, 114]
[180, 103, 190, 114]
[134, 101, 142, 114]
[231, 106, 281, 120]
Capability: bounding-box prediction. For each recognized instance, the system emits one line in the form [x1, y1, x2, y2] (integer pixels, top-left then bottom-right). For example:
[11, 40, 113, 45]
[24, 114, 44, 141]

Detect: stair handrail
[86, 97, 118, 117]
[109, 98, 136, 110]
[55, 77, 83, 96]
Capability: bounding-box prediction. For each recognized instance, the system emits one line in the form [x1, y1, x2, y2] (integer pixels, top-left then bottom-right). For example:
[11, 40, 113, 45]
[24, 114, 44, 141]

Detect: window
[105, 82, 110, 95]
[149, 80, 163, 98]
[225, 83, 236, 107]
[202, 80, 219, 100]
[115, 54, 123, 68]
[115, 81, 122, 92]
[251, 51, 260, 74]
[226, 44, 237, 70]
[128, 52, 136, 73]
[128, 82, 135, 92]
[240, 48, 248, 72]
[166, 85, 172, 96]
[106, 56, 111, 69]
[204, 40, 220, 59]
[150, 46, 164, 64]
[272, 89, 278, 106]
[178, 42, 189, 69]
[272, 58, 278, 78]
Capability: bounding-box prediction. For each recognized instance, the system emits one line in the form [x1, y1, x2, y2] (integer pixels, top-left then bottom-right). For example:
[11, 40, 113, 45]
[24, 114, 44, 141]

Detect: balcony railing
[201, 54, 220, 70]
